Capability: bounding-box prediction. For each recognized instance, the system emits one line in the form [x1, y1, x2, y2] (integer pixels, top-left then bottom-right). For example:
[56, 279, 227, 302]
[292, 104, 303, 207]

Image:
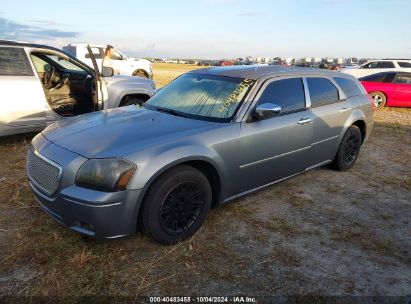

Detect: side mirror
[254, 103, 281, 118]
[101, 66, 114, 77]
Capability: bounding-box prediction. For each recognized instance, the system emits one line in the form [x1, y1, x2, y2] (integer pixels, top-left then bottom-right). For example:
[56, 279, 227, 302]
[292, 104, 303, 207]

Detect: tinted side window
[395, 73, 411, 84]
[258, 78, 305, 113]
[0, 47, 34, 76]
[377, 61, 395, 68]
[334, 77, 363, 98]
[398, 62, 411, 68]
[359, 73, 395, 83]
[307, 78, 339, 107]
[362, 62, 377, 69]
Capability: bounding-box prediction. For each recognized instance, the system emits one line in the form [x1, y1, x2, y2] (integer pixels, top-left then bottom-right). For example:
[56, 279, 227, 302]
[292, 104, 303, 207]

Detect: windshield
[146, 73, 254, 122]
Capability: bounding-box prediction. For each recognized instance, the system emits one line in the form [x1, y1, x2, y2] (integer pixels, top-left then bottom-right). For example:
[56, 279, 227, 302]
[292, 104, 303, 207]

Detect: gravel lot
[0, 64, 410, 300]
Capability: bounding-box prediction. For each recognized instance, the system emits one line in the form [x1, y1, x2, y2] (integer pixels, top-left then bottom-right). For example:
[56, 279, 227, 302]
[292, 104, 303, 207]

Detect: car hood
[42, 107, 220, 159]
[104, 75, 154, 87]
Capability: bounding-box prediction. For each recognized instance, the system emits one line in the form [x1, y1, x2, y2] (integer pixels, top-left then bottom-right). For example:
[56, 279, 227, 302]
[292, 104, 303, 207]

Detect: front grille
[27, 149, 62, 196]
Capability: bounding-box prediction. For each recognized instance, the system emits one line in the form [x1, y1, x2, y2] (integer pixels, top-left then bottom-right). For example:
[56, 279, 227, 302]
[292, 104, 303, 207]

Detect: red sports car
[359, 72, 411, 108]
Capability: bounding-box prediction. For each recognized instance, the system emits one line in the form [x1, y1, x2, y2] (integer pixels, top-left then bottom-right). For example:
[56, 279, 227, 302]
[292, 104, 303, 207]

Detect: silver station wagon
[27, 65, 374, 244]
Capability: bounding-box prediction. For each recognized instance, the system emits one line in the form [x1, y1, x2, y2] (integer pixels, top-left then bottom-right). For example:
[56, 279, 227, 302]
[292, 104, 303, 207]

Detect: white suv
[63, 44, 153, 79]
[0, 41, 155, 137]
[340, 59, 411, 78]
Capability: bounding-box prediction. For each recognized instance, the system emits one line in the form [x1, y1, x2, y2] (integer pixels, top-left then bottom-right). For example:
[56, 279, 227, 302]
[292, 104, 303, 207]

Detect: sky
[1, 0, 410, 59]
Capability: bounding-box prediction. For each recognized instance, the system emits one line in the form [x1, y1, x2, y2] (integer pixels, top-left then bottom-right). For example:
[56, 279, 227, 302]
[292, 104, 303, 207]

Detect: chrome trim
[298, 118, 312, 125]
[64, 198, 122, 208]
[239, 146, 311, 169]
[27, 149, 63, 196]
[225, 159, 333, 203]
[311, 135, 339, 146]
[302, 77, 311, 108]
[224, 172, 301, 203]
[340, 107, 352, 113]
[305, 160, 332, 171]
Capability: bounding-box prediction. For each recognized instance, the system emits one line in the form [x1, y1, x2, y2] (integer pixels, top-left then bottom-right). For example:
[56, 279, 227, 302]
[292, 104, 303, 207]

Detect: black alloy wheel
[159, 182, 205, 234]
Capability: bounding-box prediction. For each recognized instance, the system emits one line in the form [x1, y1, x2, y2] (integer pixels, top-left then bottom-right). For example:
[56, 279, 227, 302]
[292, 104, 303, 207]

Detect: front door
[237, 77, 313, 194]
[393, 73, 411, 106]
[0, 47, 47, 136]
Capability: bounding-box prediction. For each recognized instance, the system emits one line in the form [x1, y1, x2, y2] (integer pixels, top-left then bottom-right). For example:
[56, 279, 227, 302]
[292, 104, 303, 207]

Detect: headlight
[76, 159, 136, 192]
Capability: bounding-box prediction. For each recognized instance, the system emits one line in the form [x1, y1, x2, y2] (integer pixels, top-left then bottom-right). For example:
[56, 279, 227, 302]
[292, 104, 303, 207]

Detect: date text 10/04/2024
[149, 296, 257, 303]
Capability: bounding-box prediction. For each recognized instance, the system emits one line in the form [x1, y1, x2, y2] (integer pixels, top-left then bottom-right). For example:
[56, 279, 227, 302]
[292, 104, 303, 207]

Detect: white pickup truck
[62, 43, 153, 79]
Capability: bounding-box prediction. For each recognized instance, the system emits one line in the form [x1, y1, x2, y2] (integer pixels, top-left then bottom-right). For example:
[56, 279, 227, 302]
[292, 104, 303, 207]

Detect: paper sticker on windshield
[218, 78, 254, 112]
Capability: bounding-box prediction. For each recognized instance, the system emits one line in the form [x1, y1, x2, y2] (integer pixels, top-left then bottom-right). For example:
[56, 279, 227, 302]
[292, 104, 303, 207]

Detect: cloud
[0, 17, 80, 41]
[30, 19, 69, 27]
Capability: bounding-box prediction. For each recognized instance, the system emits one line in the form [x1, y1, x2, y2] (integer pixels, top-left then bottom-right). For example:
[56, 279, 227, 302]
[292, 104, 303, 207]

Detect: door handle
[340, 107, 351, 113]
[298, 118, 312, 125]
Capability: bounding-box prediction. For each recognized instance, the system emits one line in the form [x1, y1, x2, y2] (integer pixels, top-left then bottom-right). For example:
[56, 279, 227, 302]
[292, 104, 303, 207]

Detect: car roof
[188, 65, 347, 80]
[0, 39, 62, 53]
[64, 43, 107, 48]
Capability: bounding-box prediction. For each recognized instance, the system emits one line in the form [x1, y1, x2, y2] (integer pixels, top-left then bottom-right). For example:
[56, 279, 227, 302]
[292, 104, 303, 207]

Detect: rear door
[393, 73, 411, 106]
[0, 46, 47, 135]
[305, 77, 350, 167]
[238, 76, 313, 193]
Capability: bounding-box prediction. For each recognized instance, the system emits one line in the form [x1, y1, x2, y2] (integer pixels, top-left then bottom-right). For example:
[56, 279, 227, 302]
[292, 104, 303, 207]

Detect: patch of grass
[331, 227, 410, 265]
[270, 245, 302, 267]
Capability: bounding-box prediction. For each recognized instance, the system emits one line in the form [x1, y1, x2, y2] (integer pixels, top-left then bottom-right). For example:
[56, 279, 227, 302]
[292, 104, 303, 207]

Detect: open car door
[86, 45, 108, 110]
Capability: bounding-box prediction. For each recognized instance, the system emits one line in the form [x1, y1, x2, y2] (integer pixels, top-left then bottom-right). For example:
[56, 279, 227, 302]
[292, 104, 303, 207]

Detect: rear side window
[0, 47, 34, 76]
[359, 73, 396, 83]
[398, 62, 411, 68]
[258, 78, 306, 113]
[334, 77, 363, 98]
[395, 73, 411, 84]
[306, 77, 339, 107]
[377, 61, 395, 68]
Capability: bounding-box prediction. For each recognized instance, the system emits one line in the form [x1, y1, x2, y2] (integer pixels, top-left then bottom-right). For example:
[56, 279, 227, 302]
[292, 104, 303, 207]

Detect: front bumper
[28, 133, 144, 239]
[31, 182, 143, 239]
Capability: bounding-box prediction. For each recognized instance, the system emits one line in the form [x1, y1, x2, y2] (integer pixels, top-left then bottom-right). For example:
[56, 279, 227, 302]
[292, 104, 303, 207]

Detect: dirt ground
[0, 64, 410, 300]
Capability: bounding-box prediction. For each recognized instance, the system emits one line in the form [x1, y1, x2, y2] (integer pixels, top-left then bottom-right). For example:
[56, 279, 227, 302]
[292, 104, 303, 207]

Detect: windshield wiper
[154, 106, 189, 118]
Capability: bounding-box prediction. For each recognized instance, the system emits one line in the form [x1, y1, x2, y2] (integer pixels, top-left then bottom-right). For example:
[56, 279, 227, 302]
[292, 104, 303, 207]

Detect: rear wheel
[369, 91, 386, 108]
[332, 125, 362, 171]
[140, 165, 212, 245]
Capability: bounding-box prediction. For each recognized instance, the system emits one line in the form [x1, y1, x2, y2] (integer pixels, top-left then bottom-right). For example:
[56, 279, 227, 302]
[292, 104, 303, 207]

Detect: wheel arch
[352, 120, 366, 143]
[132, 69, 149, 78]
[119, 93, 151, 106]
[339, 109, 367, 145]
[132, 156, 224, 233]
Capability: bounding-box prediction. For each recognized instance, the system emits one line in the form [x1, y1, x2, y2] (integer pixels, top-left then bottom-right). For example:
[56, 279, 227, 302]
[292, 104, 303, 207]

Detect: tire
[140, 165, 212, 245]
[369, 91, 386, 108]
[332, 125, 362, 171]
[120, 97, 145, 107]
[132, 70, 148, 78]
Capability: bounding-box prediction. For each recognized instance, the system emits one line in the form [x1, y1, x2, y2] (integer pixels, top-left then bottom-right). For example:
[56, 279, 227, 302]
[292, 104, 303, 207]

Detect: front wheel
[140, 165, 212, 245]
[332, 125, 362, 171]
[369, 91, 386, 108]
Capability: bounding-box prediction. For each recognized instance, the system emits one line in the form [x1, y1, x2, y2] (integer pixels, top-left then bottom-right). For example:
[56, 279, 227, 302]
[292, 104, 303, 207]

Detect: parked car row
[340, 59, 411, 108]
[0, 40, 156, 137]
